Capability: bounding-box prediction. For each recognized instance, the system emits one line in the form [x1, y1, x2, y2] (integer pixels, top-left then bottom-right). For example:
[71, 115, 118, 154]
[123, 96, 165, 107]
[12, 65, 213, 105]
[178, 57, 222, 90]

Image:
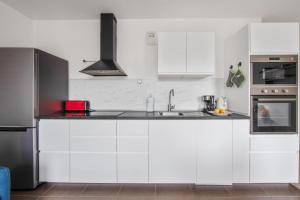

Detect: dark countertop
[38, 111, 250, 120]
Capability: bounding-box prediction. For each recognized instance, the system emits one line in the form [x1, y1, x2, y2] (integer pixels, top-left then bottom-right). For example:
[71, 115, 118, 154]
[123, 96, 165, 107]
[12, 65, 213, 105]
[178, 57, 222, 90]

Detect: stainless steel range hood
[80, 13, 127, 76]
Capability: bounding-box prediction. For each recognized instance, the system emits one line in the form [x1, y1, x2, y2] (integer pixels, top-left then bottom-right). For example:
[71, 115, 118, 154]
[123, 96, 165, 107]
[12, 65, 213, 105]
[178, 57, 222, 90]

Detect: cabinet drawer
[70, 152, 117, 183]
[250, 135, 299, 151]
[117, 120, 148, 137]
[117, 153, 148, 183]
[70, 120, 116, 137]
[250, 152, 298, 183]
[39, 152, 69, 182]
[117, 137, 148, 152]
[39, 120, 69, 151]
[71, 137, 116, 152]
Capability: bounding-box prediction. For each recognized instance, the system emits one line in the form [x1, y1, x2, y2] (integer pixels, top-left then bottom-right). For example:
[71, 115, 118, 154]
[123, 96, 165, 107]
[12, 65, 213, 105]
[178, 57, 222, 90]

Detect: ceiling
[1, 0, 300, 21]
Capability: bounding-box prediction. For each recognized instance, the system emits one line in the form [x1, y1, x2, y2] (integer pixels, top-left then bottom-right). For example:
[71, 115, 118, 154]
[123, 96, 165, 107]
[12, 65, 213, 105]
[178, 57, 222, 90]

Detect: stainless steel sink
[158, 112, 184, 116]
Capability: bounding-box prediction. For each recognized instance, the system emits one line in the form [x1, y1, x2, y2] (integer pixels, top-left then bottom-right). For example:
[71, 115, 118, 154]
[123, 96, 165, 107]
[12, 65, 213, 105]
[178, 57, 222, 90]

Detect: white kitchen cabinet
[149, 120, 196, 183]
[39, 120, 70, 182]
[69, 120, 117, 183]
[39, 152, 69, 182]
[118, 153, 148, 183]
[69, 120, 116, 137]
[196, 120, 233, 185]
[39, 120, 69, 151]
[250, 23, 299, 54]
[250, 135, 299, 183]
[187, 32, 215, 74]
[158, 32, 215, 77]
[233, 120, 250, 183]
[117, 120, 149, 183]
[158, 32, 187, 74]
[250, 152, 298, 183]
[70, 153, 117, 183]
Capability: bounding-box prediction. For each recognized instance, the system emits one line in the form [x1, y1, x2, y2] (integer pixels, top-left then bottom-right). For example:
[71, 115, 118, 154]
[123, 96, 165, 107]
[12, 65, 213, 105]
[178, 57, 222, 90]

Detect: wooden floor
[12, 183, 300, 200]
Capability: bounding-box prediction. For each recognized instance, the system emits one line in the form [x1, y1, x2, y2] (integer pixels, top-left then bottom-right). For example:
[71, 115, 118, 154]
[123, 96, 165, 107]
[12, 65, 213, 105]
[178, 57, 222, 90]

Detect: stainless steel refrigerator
[0, 48, 68, 189]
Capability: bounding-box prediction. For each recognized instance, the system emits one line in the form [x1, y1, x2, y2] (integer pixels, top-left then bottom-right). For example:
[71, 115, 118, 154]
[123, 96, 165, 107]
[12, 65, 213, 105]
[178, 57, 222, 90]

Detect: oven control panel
[251, 87, 298, 95]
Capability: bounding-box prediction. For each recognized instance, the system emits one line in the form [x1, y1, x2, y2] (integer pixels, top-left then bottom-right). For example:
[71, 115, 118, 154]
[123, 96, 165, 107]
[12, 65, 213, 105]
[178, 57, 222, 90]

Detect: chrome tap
[167, 89, 175, 112]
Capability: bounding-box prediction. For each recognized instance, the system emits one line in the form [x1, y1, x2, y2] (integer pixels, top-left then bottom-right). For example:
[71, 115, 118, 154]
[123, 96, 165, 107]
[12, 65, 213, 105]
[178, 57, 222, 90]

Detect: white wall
[33, 18, 260, 110]
[0, 1, 33, 47]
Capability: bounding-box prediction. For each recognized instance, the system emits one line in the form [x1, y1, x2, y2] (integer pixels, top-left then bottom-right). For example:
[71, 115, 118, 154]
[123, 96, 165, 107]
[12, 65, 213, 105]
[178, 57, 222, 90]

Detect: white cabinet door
[70, 153, 117, 183]
[39, 152, 69, 182]
[250, 135, 299, 183]
[149, 120, 196, 183]
[250, 152, 298, 183]
[118, 153, 148, 183]
[196, 120, 233, 185]
[39, 120, 69, 151]
[250, 23, 299, 54]
[158, 32, 187, 73]
[187, 32, 215, 74]
[233, 120, 250, 183]
[117, 120, 149, 183]
[69, 120, 116, 137]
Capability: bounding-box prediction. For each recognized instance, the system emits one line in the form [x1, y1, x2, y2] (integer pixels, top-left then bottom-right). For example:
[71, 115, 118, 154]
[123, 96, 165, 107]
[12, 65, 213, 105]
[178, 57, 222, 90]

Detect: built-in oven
[251, 93, 297, 134]
[251, 55, 298, 86]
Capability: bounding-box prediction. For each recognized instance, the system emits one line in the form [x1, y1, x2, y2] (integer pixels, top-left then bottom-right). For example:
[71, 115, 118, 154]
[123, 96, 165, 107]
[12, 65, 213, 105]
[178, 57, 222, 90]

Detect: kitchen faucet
[168, 89, 175, 112]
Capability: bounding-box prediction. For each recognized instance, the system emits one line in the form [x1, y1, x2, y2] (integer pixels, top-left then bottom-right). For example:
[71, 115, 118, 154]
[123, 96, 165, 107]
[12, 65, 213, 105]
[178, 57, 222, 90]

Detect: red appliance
[64, 100, 90, 112]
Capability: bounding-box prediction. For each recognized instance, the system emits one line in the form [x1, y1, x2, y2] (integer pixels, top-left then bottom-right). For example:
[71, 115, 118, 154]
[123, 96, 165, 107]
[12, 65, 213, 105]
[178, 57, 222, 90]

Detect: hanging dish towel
[231, 68, 245, 88]
[226, 65, 235, 87]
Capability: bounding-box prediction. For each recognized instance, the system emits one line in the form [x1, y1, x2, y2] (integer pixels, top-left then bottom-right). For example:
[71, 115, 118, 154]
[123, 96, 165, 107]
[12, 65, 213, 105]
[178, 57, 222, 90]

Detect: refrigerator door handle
[0, 127, 29, 132]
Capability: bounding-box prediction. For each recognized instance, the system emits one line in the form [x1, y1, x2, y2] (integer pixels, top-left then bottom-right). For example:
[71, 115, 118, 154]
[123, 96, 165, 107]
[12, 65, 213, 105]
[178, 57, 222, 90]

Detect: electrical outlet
[146, 31, 157, 45]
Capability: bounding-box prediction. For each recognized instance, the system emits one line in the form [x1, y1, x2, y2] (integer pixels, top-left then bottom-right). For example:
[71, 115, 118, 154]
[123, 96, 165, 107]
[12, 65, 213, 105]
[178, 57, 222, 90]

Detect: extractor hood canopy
[80, 13, 127, 76]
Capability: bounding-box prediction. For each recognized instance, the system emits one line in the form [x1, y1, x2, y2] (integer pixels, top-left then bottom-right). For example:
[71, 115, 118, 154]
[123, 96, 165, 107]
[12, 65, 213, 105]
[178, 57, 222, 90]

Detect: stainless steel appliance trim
[250, 55, 298, 63]
[257, 98, 297, 102]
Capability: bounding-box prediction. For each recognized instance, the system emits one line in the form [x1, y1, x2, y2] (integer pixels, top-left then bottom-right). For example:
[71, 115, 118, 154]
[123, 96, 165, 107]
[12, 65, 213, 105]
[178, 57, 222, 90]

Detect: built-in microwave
[251, 55, 298, 86]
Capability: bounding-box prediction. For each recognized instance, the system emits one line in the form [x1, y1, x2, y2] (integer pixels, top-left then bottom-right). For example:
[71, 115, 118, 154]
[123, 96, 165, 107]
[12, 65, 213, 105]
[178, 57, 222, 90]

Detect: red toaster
[64, 100, 90, 112]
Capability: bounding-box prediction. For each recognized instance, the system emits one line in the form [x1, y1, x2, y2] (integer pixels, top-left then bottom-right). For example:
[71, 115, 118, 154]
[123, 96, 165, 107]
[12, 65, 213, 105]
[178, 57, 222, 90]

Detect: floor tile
[260, 184, 300, 197]
[12, 196, 38, 200]
[118, 184, 155, 197]
[41, 183, 86, 197]
[193, 185, 231, 197]
[156, 184, 194, 197]
[82, 183, 121, 196]
[12, 183, 54, 197]
[226, 184, 267, 197]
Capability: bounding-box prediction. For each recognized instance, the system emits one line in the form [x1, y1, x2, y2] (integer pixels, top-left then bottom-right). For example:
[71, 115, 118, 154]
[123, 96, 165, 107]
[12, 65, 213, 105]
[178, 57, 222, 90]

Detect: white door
[39, 120, 69, 151]
[187, 32, 215, 74]
[250, 23, 299, 54]
[149, 120, 196, 183]
[233, 120, 250, 183]
[117, 120, 149, 183]
[250, 152, 298, 183]
[39, 152, 69, 182]
[196, 120, 233, 185]
[70, 153, 117, 183]
[158, 32, 187, 74]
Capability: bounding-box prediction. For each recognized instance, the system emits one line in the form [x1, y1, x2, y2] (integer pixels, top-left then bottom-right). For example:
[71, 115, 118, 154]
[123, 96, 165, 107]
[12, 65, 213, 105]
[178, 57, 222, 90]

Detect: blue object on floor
[0, 167, 10, 200]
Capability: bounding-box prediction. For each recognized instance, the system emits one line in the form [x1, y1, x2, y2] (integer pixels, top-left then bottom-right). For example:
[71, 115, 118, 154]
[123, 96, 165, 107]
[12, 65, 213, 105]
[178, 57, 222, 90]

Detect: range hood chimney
[80, 13, 127, 76]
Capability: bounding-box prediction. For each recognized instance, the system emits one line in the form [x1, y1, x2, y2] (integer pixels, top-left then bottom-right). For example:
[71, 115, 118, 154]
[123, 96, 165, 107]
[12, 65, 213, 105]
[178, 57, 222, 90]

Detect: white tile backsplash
[69, 77, 224, 111]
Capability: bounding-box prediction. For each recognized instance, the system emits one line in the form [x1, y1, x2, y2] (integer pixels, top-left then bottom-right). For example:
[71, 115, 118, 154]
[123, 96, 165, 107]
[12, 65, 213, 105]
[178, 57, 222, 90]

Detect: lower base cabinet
[196, 120, 233, 185]
[70, 153, 117, 183]
[250, 152, 298, 183]
[39, 152, 69, 182]
[149, 120, 197, 183]
[117, 153, 148, 183]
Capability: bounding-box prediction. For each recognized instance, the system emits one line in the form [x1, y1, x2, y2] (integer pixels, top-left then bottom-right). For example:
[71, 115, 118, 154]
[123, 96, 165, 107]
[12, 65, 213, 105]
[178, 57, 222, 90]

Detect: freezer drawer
[0, 127, 38, 189]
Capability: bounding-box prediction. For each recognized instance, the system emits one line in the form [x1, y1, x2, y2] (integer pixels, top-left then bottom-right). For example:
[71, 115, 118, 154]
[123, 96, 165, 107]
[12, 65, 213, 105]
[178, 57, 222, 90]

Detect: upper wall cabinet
[158, 32, 215, 77]
[250, 23, 299, 55]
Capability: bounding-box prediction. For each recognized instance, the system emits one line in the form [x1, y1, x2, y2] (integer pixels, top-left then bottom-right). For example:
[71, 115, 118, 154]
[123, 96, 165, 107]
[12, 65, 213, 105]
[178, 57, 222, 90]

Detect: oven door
[251, 96, 297, 134]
